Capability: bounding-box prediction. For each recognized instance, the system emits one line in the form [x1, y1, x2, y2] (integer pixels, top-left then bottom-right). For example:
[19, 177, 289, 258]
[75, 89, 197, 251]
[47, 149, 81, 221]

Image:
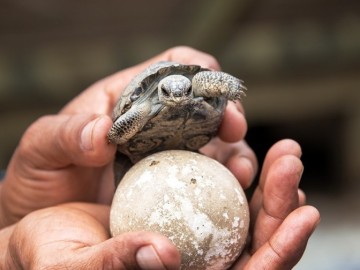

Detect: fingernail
[81, 116, 102, 151]
[136, 245, 166, 270]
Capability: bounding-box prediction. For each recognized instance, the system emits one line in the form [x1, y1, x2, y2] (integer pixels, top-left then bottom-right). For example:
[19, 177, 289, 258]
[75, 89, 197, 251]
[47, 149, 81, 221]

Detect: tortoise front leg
[192, 71, 246, 101]
[107, 101, 163, 145]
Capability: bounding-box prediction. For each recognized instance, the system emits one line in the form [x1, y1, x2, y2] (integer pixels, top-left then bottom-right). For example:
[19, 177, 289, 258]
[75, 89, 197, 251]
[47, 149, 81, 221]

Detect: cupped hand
[232, 139, 320, 269]
[0, 46, 253, 228]
[0, 139, 319, 270]
[0, 203, 181, 270]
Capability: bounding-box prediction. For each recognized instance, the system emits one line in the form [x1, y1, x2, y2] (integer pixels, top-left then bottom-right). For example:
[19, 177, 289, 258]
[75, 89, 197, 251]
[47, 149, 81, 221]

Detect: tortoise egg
[110, 150, 249, 270]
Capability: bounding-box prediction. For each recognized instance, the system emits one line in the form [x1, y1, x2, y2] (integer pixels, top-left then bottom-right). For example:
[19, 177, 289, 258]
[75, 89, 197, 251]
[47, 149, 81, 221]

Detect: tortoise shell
[111, 61, 227, 163]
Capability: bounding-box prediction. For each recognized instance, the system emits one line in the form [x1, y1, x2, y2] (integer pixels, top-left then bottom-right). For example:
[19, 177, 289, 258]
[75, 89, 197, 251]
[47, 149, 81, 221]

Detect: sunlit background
[1, 0, 359, 268]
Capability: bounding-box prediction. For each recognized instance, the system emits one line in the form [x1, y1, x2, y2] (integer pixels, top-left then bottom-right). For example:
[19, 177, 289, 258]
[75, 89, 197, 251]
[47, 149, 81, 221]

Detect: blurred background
[0, 0, 359, 268]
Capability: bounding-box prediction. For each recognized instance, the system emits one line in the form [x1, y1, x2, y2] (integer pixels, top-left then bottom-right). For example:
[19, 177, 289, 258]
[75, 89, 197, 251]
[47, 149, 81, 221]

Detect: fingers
[63, 203, 181, 269]
[250, 139, 302, 224]
[0, 114, 116, 225]
[15, 114, 116, 169]
[0, 224, 15, 267]
[259, 139, 302, 189]
[5, 203, 180, 270]
[104, 46, 221, 101]
[263, 155, 303, 220]
[223, 140, 257, 189]
[62, 46, 221, 115]
[298, 189, 307, 205]
[242, 206, 320, 270]
[201, 100, 254, 189]
[201, 139, 257, 189]
[218, 101, 247, 143]
[250, 154, 303, 252]
[131, 46, 221, 72]
[90, 232, 180, 270]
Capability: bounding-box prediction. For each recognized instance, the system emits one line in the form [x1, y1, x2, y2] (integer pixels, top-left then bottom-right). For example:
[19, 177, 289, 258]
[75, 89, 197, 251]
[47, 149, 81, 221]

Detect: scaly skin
[192, 71, 246, 100]
[107, 63, 246, 162]
[108, 102, 153, 145]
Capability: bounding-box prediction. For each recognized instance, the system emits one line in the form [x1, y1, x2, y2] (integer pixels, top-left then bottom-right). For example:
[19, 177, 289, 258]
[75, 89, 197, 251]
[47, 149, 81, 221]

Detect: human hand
[0, 139, 319, 269]
[232, 139, 320, 269]
[0, 203, 181, 270]
[0, 46, 252, 228]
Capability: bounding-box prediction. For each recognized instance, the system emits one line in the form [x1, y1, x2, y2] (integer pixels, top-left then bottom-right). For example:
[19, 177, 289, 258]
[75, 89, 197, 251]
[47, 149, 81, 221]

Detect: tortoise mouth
[162, 96, 193, 106]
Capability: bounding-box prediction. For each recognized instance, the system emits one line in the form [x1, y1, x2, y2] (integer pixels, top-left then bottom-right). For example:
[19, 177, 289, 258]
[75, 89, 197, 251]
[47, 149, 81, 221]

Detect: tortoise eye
[130, 87, 142, 102]
[134, 86, 142, 96]
[161, 86, 170, 97]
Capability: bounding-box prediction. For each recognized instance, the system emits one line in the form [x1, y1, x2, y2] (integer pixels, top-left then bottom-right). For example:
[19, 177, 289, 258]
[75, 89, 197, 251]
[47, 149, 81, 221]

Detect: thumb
[4, 204, 181, 270]
[85, 231, 181, 270]
[16, 114, 116, 169]
[243, 206, 320, 269]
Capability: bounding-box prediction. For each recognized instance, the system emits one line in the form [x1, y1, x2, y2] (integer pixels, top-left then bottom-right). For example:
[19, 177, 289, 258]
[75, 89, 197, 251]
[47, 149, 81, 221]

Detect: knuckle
[167, 46, 220, 70]
[18, 115, 54, 157]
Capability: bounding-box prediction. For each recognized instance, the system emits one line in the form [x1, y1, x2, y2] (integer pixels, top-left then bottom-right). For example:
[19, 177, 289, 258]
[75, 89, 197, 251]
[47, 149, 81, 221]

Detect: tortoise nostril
[173, 90, 182, 97]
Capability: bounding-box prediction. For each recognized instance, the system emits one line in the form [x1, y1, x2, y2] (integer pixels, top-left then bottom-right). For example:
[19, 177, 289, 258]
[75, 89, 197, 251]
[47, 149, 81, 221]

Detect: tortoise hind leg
[192, 71, 246, 101]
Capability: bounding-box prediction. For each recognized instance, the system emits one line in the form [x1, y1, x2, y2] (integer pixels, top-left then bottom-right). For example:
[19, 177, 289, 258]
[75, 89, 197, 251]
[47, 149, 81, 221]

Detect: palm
[0, 47, 319, 269]
[1, 47, 250, 226]
[6, 141, 318, 270]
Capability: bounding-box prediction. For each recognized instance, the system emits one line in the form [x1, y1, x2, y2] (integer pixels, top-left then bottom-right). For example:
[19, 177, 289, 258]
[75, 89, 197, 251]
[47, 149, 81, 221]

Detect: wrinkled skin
[0, 46, 320, 269]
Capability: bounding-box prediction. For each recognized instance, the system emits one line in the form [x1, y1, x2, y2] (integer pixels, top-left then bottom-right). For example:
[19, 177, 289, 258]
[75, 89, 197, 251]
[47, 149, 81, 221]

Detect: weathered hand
[0, 46, 253, 228]
[0, 203, 181, 270]
[0, 139, 319, 269]
[201, 100, 256, 190]
[232, 139, 320, 269]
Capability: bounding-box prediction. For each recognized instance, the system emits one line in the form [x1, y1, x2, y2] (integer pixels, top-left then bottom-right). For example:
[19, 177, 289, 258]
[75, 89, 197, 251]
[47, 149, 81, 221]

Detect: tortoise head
[158, 75, 193, 106]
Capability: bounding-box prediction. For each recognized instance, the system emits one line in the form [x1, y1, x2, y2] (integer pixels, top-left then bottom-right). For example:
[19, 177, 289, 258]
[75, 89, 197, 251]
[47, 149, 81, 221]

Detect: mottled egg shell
[110, 150, 249, 270]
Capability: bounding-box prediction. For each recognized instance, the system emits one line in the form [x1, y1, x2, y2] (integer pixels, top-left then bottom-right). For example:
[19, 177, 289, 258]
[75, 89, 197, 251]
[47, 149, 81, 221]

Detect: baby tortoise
[107, 61, 246, 184]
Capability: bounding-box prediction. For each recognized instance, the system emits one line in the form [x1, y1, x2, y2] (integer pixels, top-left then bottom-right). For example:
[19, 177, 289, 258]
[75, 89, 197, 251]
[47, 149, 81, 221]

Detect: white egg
[110, 150, 249, 270]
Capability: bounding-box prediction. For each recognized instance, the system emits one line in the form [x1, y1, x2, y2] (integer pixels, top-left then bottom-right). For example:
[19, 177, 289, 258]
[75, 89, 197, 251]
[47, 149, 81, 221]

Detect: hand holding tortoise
[0, 46, 252, 227]
[0, 46, 319, 269]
